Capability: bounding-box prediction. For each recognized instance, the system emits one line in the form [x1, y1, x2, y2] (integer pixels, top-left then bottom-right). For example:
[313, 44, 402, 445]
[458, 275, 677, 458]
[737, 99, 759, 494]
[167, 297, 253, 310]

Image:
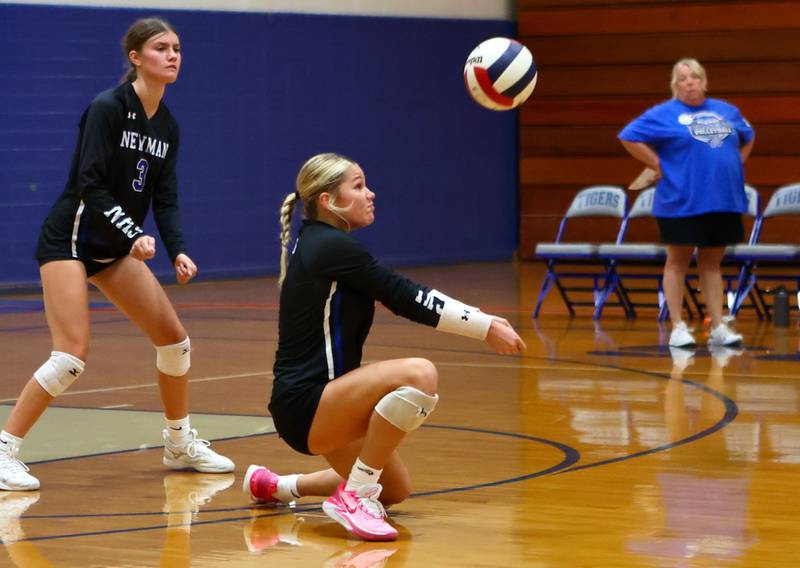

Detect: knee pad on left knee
[34, 351, 85, 397]
[155, 337, 191, 377]
[375, 386, 439, 433]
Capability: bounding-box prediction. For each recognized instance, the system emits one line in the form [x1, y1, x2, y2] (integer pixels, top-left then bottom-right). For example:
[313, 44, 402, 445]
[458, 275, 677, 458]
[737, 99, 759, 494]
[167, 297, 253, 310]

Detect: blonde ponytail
[278, 192, 298, 287]
[278, 152, 356, 287]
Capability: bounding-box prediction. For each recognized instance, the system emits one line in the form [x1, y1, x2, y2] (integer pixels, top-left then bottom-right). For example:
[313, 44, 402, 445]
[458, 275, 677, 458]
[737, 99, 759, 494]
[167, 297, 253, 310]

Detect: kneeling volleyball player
[243, 153, 526, 541]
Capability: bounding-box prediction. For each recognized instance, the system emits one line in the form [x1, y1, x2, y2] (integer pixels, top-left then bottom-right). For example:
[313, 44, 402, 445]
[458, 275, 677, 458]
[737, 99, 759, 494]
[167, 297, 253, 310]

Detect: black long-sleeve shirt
[273, 220, 443, 389]
[38, 82, 185, 263]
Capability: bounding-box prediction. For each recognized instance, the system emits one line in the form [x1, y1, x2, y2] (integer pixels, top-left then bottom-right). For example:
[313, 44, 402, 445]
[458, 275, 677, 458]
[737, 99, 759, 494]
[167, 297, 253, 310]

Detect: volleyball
[463, 37, 537, 111]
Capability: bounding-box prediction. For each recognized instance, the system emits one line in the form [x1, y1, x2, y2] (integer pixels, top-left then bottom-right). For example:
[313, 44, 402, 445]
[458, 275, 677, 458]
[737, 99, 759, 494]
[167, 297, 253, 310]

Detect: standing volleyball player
[243, 153, 526, 541]
[0, 18, 234, 491]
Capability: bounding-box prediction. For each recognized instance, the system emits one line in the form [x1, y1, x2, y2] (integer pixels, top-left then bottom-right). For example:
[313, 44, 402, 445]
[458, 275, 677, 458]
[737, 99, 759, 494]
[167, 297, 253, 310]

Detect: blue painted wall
[0, 4, 517, 287]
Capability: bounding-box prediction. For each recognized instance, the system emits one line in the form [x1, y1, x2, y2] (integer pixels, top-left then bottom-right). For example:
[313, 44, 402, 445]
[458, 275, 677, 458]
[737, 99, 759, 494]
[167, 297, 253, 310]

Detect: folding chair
[596, 187, 672, 320]
[728, 182, 800, 318]
[534, 185, 630, 319]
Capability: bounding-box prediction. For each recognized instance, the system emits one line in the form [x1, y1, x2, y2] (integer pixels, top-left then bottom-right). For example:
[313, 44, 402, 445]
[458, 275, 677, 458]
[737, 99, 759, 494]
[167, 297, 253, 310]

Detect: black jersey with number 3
[37, 82, 185, 263]
[273, 220, 444, 389]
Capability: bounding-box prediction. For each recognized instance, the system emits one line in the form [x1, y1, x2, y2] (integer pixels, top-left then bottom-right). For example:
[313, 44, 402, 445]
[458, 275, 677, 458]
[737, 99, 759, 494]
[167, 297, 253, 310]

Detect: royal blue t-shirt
[619, 98, 754, 217]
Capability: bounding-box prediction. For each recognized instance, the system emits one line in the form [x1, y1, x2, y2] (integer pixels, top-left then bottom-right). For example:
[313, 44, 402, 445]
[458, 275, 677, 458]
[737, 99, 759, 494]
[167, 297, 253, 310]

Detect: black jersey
[37, 82, 185, 263]
[273, 220, 443, 388]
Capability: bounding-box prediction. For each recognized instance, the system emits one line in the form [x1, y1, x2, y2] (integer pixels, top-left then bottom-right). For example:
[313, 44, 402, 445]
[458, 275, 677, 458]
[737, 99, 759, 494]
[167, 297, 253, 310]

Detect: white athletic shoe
[708, 322, 743, 346]
[668, 322, 696, 348]
[0, 446, 40, 491]
[162, 429, 235, 473]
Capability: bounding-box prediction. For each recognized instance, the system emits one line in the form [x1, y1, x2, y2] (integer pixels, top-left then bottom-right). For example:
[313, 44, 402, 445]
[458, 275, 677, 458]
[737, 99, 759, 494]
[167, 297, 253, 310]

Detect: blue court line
[0, 404, 275, 467]
[0, 299, 113, 315]
[587, 343, 770, 358]
[19, 511, 287, 543]
[25, 431, 278, 467]
[10, 348, 736, 543]
[536, 355, 738, 474]
[410, 424, 580, 496]
[0, 314, 277, 345]
[350, 347, 740, 476]
[16, 424, 579, 541]
[755, 353, 800, 361]
[0, 316, 130, 334]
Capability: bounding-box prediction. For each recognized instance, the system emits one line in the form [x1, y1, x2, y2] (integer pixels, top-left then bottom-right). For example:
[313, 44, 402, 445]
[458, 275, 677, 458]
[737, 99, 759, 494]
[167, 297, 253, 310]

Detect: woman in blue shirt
[619, 58, 755, 348]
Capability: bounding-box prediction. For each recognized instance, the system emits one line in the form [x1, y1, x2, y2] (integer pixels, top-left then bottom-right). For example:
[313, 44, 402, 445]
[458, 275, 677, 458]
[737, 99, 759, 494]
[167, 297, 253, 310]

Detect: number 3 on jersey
[132, 158, 149, 192]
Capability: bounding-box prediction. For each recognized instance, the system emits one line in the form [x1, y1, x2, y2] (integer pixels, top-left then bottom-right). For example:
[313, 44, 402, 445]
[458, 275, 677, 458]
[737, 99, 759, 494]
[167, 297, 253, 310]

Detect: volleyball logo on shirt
[678, 111, 733, 148]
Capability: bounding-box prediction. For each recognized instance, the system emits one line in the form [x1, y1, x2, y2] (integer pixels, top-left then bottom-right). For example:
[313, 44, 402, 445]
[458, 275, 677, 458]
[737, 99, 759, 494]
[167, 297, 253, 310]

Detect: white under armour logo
[127, 112, 137, 119]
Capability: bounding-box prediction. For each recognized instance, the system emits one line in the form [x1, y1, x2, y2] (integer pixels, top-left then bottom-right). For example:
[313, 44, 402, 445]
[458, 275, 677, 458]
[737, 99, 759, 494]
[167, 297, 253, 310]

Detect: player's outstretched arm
[485, 316, 527, 355]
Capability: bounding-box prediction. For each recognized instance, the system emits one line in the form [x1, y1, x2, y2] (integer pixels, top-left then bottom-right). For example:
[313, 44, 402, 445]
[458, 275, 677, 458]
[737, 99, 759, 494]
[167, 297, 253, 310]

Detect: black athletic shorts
[657, 213, 744, 247]
[37, 255, 122, 277]
[36, 225, 124, 277]
[268, 377, 327, 456]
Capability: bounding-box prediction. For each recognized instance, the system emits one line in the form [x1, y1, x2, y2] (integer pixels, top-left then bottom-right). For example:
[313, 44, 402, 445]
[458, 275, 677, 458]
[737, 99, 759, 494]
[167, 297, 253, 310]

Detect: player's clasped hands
[174, 253, 197, 284]
[130, 235, 156, 260]
[486, 316, 527, 355]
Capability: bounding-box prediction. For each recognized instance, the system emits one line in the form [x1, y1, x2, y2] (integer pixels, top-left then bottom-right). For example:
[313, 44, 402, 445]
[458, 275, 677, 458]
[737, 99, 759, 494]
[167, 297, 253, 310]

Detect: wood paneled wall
[517, 0, 800, 258]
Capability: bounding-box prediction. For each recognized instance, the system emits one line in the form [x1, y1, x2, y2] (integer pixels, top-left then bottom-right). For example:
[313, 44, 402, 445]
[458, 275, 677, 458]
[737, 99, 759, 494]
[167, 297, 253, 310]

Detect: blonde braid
[279, 153, 354, 287]
[278, 192, 298, 287]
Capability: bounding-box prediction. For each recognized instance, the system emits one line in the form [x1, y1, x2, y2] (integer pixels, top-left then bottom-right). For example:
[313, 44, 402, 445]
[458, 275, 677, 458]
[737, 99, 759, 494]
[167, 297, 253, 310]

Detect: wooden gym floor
[0, 260, 797, 567]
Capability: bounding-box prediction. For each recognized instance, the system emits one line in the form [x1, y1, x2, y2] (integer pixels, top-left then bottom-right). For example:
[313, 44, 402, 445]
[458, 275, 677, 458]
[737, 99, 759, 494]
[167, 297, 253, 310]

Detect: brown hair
[121, 17, 177, 83]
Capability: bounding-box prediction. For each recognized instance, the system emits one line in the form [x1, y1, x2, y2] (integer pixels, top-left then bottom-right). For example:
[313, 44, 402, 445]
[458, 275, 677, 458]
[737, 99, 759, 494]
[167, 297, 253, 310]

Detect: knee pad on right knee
[155, 336, 191, 377]
[34, 351, 85, 397]
[375, 386, 439, 433]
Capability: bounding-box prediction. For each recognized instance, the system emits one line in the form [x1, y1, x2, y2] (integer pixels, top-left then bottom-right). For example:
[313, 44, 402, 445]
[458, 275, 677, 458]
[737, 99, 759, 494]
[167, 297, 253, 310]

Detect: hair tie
[293, 190, 301, 200]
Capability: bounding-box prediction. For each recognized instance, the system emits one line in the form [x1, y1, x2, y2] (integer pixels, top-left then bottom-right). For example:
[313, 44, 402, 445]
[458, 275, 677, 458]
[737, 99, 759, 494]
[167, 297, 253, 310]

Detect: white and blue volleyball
[463, 37, 537, 111]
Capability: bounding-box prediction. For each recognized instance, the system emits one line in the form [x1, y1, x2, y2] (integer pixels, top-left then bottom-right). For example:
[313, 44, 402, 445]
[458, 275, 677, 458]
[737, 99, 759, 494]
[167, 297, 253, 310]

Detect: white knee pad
[155, 337, 191, 377]
[34, 351, 85, 397]
[375, 386, 439, 433]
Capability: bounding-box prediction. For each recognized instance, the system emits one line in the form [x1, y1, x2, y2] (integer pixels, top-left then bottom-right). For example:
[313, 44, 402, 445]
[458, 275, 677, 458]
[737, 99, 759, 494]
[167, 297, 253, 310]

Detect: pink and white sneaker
[322, 482, 398, 541]
[243, 465, 281, 505]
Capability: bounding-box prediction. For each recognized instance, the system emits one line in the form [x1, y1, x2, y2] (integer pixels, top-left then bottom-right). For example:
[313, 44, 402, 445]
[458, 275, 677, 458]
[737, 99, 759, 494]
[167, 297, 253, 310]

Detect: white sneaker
[0, 447, 40, 491]
[708, 322, 743, 346]
[162, 429, 235, 473]
[669, 322, 696, 347]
